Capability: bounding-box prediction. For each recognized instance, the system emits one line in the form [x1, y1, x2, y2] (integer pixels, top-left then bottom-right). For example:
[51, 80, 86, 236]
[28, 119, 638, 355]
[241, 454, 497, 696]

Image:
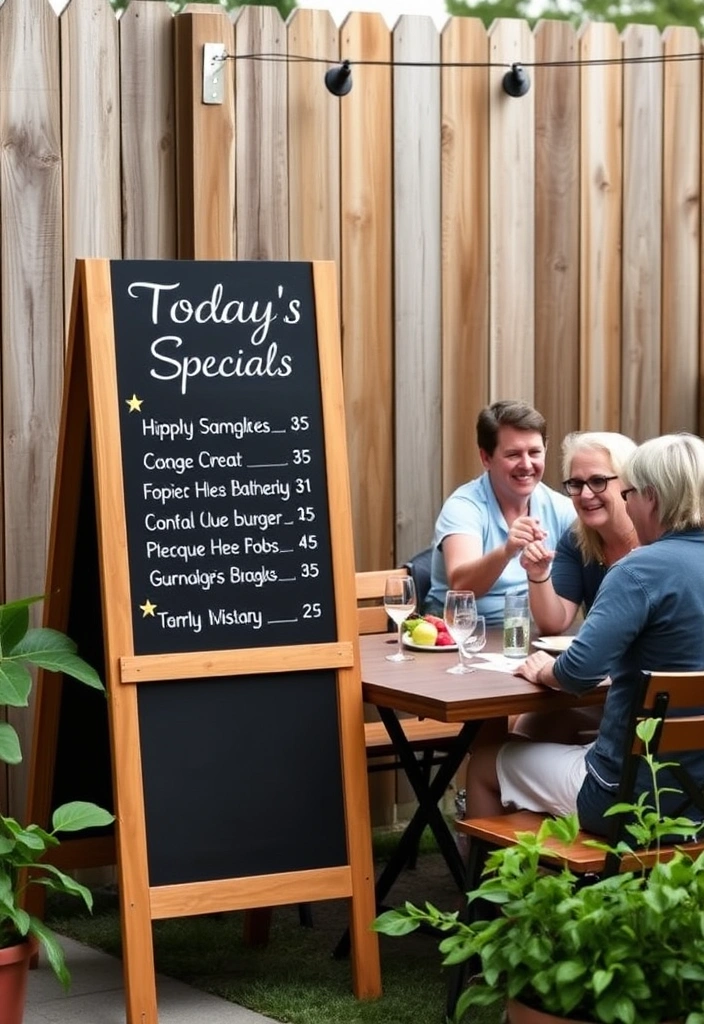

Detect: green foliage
[106, 0, 297, 20]
[0, 595, 114, 989]
[374, 721, 704, 1024]
[447, 0, 704, 32]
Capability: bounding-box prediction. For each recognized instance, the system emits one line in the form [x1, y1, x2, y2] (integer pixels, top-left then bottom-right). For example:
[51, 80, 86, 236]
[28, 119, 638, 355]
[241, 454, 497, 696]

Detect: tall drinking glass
[503, 590, 530, 657]
[443, 590, 477, 674]
[459, 615, 486, 671]
[384, 576, 417, 662]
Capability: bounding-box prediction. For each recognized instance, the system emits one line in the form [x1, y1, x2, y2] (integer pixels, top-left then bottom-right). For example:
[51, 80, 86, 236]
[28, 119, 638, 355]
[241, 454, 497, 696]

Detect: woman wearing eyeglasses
[519, 431, 637, 636]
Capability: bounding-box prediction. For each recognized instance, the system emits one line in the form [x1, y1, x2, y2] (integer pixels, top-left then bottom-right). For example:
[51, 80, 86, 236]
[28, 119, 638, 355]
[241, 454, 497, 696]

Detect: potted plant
[374, 720, 704, 1024]
[0, 595, 114, 1022]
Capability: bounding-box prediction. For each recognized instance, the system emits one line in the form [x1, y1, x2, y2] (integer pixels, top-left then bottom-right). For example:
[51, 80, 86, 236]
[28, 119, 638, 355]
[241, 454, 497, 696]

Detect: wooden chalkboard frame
[27, 258, 381, 1023]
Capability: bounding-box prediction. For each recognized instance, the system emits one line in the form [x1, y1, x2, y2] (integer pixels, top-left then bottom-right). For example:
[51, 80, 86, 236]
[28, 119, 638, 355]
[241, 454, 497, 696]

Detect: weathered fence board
[288, 9, 341, 274]
[661, 27, 701, 434]
[441, 17, 489, 495]
[393, 15, 441, 564]
[236, 5, 289, 259]
[340, 13, 394, 573]
[534, 19, 580, 484]
[579, 22, 622, 431]
[0, 0, 63, 812]
[621, 25, 662, 444]
[489, 19, 535, 403]
[121, 1, 177, 259]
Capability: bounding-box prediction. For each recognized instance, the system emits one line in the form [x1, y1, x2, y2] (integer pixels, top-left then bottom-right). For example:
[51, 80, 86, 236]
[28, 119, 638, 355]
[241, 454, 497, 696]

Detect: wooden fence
[1, 0, 702, 813]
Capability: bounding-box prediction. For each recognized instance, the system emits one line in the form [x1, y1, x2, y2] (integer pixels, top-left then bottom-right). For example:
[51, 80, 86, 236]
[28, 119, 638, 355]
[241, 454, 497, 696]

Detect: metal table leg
[333, 713, 479, 959]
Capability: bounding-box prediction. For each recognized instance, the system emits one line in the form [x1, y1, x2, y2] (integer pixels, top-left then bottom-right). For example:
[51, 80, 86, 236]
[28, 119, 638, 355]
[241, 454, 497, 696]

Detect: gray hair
[623, 433, 704, 532]
[561, 431, 637, 482]
[561, 431, 637, 564]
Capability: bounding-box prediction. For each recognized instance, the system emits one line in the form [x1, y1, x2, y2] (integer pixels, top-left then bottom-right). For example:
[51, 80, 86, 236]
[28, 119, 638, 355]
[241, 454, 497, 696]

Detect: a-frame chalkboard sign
[27, 258, 381, 1022]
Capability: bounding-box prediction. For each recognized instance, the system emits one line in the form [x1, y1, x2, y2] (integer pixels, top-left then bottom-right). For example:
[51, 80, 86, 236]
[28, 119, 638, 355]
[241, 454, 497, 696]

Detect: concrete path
[25, 935, 278, 1024]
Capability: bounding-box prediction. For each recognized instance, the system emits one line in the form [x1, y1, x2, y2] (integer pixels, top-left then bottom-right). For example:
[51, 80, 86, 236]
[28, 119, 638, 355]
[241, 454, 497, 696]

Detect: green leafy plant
[0, 595, 114, 989]
[374, 720, 704, 1024]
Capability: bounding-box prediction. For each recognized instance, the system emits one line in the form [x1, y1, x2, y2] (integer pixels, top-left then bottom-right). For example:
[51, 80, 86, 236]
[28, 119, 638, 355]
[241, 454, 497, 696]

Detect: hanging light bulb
[325, 61, 353, 97]
[502, 63, 530, 97]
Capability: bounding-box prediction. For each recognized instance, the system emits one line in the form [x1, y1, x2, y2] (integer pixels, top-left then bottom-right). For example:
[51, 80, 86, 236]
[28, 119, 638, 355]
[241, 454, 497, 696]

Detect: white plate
[532, 635, 574, 654]
[402, 634, 458, 653]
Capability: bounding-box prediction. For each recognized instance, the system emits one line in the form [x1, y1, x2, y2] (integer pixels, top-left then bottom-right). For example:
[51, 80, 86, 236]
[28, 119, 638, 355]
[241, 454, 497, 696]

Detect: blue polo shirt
[425, 473, 576, 625]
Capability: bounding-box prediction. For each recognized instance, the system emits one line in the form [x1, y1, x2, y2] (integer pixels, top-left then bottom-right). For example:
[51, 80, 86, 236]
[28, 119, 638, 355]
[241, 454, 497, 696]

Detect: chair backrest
[635, 671, 704, 757]
[606, 670, 704, 866]
[355, 568, 409, 635]
[403, 546, 433, 612]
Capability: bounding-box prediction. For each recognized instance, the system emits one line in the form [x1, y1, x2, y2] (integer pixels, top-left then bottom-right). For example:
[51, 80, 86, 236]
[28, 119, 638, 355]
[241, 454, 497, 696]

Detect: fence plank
[340, 13, 393, 572]
[441, 17, 489, 494]
[621, 25, 663, 444]
[393, 15, 441, 564]
[121, 0, 177, 259]
[579, 22, 622, 430]
[488, 19, 535, 404]
[235, 5, 289, 260]
[661, 26, 701, 434]
[0, 0, 63, 813]
[288, 9, 340, 276]
[534, 20, 579, 486]
[174, 9, 235, 259]
[61, 0, 122, 304]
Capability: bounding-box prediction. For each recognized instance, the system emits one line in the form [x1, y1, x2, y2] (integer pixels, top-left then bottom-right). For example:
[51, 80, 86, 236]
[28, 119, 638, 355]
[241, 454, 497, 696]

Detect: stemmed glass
[459, 615, 486, 672]
[443, 590, 477, 675]
[384, 576, 417, 662]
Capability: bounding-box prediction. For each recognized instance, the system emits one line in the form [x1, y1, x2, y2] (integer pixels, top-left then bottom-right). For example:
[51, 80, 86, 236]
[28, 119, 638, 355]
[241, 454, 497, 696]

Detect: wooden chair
[447, 670, 704, 1015]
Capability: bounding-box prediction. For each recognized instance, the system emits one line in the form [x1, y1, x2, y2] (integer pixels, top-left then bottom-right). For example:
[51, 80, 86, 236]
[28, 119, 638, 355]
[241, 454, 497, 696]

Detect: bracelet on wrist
[527, 574, 551, 584]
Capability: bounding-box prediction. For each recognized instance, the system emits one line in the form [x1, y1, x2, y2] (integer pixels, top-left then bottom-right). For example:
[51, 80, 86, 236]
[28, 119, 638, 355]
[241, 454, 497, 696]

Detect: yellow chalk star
[140, 599, 157, 617]
[126, 394, 144, 413]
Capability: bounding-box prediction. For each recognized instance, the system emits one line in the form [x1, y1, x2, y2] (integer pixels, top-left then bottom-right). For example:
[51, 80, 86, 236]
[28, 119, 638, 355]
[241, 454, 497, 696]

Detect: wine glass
[443, 590, 477, 674]
[384, 576, 417, 662]
[459, 615, 486, 672]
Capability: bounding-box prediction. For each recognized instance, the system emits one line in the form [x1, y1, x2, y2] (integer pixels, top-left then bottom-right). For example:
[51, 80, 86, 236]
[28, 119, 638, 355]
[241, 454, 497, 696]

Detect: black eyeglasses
[563, 475, 618, 496]
[621, 487, 637, 502]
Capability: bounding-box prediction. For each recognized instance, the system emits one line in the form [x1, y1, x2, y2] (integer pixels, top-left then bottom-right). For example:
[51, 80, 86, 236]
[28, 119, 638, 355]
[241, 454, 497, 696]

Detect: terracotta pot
[507, 1001, 591, 1024]
[0, 940, 32, 1024]
[507, 1000, 679, 1024]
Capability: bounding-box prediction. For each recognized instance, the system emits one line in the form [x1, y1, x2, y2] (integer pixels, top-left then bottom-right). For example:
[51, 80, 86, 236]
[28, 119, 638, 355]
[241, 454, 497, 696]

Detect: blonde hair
[623, 433, 704, 532]
[561, 431, 637, 564]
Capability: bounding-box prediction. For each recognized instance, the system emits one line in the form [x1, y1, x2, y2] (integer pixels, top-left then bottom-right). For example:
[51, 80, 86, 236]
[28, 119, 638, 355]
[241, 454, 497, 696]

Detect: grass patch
[47, 834, 503, 1024]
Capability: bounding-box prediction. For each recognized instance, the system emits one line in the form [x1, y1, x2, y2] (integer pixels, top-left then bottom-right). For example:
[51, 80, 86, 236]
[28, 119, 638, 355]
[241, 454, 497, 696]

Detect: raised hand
[519, 539, 555, 580]
[505, 516, 547, 559]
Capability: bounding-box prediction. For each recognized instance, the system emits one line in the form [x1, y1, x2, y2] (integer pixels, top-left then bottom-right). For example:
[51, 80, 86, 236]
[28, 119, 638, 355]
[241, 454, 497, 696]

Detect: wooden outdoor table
[362, 629, 606, 722]
[359, 629, 605, 905]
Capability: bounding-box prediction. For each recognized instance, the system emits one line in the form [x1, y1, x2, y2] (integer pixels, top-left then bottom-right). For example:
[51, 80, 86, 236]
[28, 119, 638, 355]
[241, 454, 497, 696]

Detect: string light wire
[220, 48, 704, 71]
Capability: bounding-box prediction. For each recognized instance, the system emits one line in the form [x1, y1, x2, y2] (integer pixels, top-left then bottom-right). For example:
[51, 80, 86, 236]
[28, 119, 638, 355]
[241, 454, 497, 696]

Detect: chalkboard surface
[53, 444, 113, 823]
[138, 671, 346, 886]
[110, 261, 336, 656]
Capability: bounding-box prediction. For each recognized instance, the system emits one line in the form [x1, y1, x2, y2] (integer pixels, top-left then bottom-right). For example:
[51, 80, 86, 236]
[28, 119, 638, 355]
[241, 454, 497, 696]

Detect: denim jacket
[553, 529, 704, 797]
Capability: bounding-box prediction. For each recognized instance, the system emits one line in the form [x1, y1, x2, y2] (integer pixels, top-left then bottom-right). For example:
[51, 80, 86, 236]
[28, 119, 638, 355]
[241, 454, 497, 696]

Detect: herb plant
[374, 720, 704, 1024]
[0, 595, 114, 988]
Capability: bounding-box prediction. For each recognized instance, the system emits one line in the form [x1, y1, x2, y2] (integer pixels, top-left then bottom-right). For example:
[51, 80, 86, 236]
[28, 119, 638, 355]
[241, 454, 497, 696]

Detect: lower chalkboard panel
[138, 671, 347, 887]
